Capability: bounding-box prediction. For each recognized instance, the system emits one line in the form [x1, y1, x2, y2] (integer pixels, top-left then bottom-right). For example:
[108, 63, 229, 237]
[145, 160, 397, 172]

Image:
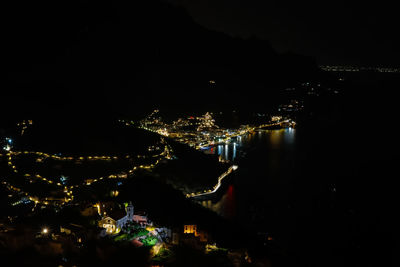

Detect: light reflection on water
[233, 142, 237, 161]
[200, 129, 296, 220]
[269, 129, 284, 148]
[218, 145, 223, 155]
[211, 129, 296, 162]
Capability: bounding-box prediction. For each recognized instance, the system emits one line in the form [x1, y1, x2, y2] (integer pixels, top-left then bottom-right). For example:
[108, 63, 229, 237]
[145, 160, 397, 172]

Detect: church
[98, 202, 134, 234]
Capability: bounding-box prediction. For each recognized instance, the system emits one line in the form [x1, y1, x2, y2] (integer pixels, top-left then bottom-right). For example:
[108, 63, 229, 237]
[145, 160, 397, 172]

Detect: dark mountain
[3, 0, 319, 121]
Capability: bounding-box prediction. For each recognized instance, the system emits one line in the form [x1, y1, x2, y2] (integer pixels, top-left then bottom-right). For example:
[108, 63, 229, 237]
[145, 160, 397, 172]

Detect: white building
[99, 202, 134, 234]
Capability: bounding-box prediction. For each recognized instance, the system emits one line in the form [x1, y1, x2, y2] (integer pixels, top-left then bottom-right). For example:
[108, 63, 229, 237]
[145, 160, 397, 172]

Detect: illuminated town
[1, 137, 172, 207]
[2, 0, 398, 266]
[0, 120, 234, 265]
[320, 65, 400, 73]
[0, 79, 339, 265]
[122, 110, 296, 151]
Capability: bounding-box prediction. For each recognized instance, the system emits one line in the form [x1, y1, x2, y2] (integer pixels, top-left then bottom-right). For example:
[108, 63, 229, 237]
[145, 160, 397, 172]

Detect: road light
[42, 227, 49, 234]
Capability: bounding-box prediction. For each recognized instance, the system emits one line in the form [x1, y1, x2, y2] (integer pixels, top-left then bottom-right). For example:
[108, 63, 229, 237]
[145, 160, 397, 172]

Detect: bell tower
[126, 201, 134, 219]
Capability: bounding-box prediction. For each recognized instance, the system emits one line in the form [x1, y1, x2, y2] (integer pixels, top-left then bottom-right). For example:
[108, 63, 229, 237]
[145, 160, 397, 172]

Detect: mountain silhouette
[3, 0, 319, 120]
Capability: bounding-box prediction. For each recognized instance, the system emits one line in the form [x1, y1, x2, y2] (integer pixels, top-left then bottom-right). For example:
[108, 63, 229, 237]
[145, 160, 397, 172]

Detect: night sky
[165, 0, 399, 66]
[2, 0, 399, 121]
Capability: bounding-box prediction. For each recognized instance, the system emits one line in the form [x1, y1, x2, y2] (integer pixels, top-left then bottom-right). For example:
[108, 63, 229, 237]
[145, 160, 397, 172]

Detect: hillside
[3, 0, 321, 120]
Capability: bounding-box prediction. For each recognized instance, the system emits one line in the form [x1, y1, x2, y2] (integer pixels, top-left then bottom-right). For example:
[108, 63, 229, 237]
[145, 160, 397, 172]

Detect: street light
[42, 227, 49, 234]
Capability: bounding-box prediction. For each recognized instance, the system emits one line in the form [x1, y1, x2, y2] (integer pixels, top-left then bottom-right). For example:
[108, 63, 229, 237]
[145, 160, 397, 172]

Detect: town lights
[152, 243, 162, 256]
[42, 227, 49, 234]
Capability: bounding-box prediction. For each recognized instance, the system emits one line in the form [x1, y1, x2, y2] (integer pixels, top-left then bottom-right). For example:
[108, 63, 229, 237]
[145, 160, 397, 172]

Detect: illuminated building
[133, 214, 150, 226]
[182, 225, 210, 247]
[98, 202, 134, 234]
[184, 225, 197, 235]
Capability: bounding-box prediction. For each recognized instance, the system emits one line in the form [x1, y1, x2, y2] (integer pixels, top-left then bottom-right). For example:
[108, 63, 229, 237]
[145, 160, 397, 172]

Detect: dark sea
[199, 72, 400, 266]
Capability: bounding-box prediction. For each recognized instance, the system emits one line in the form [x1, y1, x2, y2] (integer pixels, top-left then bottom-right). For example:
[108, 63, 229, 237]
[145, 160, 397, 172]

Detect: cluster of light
[257, 119, 295, 129]
[110, 190, 119, 197]
[1, 180, 48, 207]
[134, 111, 295, 155]
[16, 120, 33, 135]
[151, 243, 163, 256]
[271, 116, 282, 122]
[196, 112, 218, 132]
[138, 109, 166, 129]
[156, 128, 169, 137]
[205, 243, 218, 252]
[0, 141, 174, 207]
[320, 65, 400, 73]
[11, 197, 31, 206]
[172, 118, 193, 128]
